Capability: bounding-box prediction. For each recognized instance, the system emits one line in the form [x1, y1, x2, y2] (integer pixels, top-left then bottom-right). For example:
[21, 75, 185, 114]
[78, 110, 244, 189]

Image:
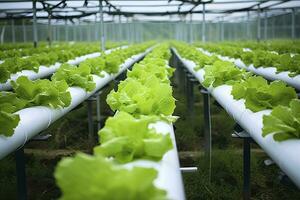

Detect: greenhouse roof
[0, 0, 299, 22]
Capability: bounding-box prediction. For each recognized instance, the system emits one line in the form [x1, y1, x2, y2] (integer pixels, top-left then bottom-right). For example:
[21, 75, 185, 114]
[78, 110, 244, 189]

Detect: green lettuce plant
[231, 76, 297, 112]
[55, 153, 167, 200]
[262, 99, 300, 141]
[94, 111, 173, 163]
[52, 63, 96, 92]
[202, 60, 250, 88]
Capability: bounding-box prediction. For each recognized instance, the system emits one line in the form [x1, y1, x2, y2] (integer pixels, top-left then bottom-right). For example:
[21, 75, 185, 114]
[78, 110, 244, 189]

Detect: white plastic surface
[124, 121, 185, 200]
[0, 46, 127, 91]
[174, 48, 300, 188]
[0, 48, 150, 159]
[197, 48, 300, 91]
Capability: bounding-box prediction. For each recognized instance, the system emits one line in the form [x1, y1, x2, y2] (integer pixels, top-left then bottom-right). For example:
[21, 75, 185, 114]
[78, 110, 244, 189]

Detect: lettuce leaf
[52, 63, 96, 92]
[55, 153, 167, 200]
[202, 60, 250, 88]
[94, 111, 173, 163]
[262, 99, 300, 141]
[127, 59, 173, 84]
[231, 76, 297, 112]
[11, 76, 71, 108]
[0, 111, 20, 137]
[107, 76, 175, 117]
[79, 57, 106, 77]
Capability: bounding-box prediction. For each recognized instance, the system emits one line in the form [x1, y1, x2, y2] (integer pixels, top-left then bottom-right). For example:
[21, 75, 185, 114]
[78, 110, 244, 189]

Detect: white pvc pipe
[0, 46, 127, 91]
[0, 48, 151, 159]
[123, 119, 185, 200]
[197, 48, 300, 91]
[173, 48, 300, 188]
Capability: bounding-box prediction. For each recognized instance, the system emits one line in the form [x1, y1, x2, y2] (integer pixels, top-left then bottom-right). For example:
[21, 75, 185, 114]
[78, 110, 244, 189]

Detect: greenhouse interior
[0, 0, 300, 199]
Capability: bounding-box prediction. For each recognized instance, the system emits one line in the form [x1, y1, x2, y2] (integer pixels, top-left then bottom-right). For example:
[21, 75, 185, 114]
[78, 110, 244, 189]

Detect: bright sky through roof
[0, 0, 299, 22]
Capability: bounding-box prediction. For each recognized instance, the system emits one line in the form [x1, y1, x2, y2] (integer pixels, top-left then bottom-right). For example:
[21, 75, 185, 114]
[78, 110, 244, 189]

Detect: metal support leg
[114, 79, 119, 91]
[32, 0, 38, 47]
[99, 0, 105, 51]
[11, 19, 15, 43]
[96, 95, 101, 131]
[243, 138, 251, 200]
[186, 73, 191, 104]
[291, 9, 295, 39]
[15, 147, 27, 200]
[232, 127, 253, 200]
[202, 3, 206, 42]
[22, 19, 27, 42]
[87, 100, 94, 149]
[257, 4, 261, 42]
[187, 73, 195, 119]
[201, 88, 212, 183]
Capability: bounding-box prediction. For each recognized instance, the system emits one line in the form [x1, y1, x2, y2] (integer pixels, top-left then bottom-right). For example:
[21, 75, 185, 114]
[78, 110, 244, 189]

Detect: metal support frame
[32, 0, 38, 47]
[118, 15, 122, 41]
[232, 126, 255, 200]
[189, 13, 193, 43]
[96, 94, 102, 130]
[221, 17, 224, 41]
[99, 0, 105, 51]
[180, 167, 198, 173]
[200, 87, 211, 183]
[22, 19, 27, 42]
[87, 90, 102, 146]
[264, 10, 268, 40]
[79, 20, 83, 41]
[64, 19, 68, 41]
[271, 15, 275, 39]
[15, 133, 51, 200]
[291, 8, 295, 39]
[186, 73, 196, 120]
[72, 25, 76, 41]
[126, 17, 130, 43]
[94, 14, 98, 41]
[132, 20, 135, 43]
[47, 11, 52, 46]
[87, 99, 95, 148]
[247, 11, 250, 39]
[257, 4, 261, 42]
[202, 3, 206, 42]
[11, 18, 15, 43]
[0, 25, 6, 44]
[15, 147, 27, 200]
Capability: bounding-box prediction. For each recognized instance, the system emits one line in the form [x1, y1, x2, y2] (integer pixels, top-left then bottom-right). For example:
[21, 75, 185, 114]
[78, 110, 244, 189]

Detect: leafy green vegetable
[107, 75, 175, 117]
[241, 50, 279, 67]
[172, 42, 218, 70]
[0, 57, 39, 83]
[79, 57, 106, 77]
[0, 77, 72, 137]
[0, 92, 27, 113]
[11, 76, 71, 108]
[127, 59, 173, 84]
[0, 92, 25, 136]
[202, 60, 250, 88]
[262, 99, 300, 141]
[275, 54, 300, 77]
[77, 42, 152, 75]
[0, 111, 20, 137]
[0, 43, 102, 83]
[52, 63, 96, 92]
[55, 153, 167, 200]
[231, 76, 297, 112]
[195, 43, 300, 77]
[94, 111, 173, 163]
